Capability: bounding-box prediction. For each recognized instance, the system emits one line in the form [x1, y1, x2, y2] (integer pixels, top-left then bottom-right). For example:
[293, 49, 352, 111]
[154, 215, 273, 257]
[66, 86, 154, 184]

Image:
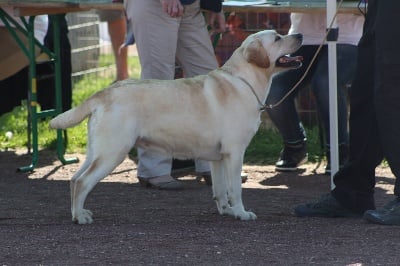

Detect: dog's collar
[220, 69, 267, 111]
[237, 76, 267, 111]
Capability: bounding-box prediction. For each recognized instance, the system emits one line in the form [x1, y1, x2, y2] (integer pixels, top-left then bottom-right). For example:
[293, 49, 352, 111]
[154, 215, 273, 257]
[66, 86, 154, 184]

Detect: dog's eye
[275, 36, 281, 42]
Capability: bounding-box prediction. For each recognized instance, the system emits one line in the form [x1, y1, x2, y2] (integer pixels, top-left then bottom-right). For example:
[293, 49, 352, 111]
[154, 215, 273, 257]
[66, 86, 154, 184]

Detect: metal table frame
[0, 2, 123, 172]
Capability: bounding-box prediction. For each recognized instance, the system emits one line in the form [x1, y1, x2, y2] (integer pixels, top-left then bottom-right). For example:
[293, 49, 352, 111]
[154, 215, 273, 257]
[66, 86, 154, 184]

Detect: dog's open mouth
[276, 55, 303, 68]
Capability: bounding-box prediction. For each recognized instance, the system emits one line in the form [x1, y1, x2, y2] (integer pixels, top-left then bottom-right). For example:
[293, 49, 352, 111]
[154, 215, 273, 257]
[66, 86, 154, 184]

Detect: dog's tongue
[276, 55, 303, 68]
[278, 55, 303, 64]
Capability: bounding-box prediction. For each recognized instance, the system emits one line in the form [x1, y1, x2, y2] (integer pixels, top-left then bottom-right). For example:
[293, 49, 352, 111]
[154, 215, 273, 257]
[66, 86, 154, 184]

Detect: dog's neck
[219, 67, 267, 111]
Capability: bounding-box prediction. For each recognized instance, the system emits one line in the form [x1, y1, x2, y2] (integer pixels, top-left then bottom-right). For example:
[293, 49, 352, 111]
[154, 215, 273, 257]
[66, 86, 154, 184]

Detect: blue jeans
[266, 44, 357, 146]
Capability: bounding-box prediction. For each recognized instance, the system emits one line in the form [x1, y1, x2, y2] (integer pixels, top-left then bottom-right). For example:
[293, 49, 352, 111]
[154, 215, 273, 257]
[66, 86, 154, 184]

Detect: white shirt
[289, 13, 364, 46]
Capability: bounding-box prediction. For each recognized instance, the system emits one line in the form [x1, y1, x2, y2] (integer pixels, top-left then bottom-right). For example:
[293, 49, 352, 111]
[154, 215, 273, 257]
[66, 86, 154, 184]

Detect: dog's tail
[50, 99, 93, 129]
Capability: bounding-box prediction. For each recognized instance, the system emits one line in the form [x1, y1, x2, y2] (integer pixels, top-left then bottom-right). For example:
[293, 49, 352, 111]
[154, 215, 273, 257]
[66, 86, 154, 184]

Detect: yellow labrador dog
[50, 30, 302, 224]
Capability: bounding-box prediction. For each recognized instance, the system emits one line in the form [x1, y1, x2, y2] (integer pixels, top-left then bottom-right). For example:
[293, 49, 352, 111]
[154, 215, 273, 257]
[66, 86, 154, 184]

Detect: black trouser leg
[374, 0, 400, 197]
[331, 0, 381, 212]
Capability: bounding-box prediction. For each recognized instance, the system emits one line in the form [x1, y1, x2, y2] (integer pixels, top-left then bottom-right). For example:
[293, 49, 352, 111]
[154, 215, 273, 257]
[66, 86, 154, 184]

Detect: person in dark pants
[0, 14, 72, 115]
[294, 0, 400, 225]
[266, 13, 363, 174]
[0, 9, 47, 115]
[41, 14, 72, 112]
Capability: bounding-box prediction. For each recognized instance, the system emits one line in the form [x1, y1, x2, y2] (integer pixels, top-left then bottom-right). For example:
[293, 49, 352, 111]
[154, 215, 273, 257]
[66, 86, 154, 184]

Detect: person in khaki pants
[124, 0, 225, 190]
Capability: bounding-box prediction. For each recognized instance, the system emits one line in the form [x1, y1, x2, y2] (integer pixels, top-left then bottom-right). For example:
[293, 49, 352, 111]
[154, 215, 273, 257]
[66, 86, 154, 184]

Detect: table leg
[18, 17, 39, 172]
[51, 15, 78, 166]
[18, 15, 78, 172]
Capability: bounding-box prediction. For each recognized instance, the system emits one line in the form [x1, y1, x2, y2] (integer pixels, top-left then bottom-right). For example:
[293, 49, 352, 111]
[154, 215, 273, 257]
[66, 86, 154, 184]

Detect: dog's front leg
[223, 152, 257, 221]
[211, 160, 230, 215]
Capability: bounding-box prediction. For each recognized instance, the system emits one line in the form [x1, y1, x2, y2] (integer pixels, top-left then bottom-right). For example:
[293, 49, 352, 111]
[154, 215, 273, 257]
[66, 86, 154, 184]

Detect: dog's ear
[243, 38, 270, 68]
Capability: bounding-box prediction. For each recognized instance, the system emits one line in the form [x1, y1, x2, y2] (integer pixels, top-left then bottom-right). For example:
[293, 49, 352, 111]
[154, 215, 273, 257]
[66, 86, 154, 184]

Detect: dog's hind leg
[71, 152, 129, 224]
[70, 158, 91, 216]
[222, 151, 256, 221]
[71, 132, 135, 224]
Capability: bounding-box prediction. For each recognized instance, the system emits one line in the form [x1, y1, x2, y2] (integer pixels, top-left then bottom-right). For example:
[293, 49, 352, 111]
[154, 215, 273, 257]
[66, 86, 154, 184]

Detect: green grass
[0, 55, 141, 153]
[245, 126, 323, 165]
[0, 55, 324, 164]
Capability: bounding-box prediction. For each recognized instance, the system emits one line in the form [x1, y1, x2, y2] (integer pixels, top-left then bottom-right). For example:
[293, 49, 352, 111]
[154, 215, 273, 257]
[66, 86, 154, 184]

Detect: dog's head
[241, 30, 303, 71]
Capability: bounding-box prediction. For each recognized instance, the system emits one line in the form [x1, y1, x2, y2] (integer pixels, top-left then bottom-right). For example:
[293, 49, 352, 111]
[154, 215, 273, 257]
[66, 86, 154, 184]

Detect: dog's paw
[216, 203, 235, 216]
[231, 208, 257, 221]
[72, 209, 93, 224]
[237, 211, 257, 221]
[213, 197, 231, 215]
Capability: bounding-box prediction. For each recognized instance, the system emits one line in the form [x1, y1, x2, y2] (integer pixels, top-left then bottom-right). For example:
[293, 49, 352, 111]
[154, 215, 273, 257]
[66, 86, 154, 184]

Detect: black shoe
[294, 193, 361, 218]
[363, 198, 400, 225]
[325, 144, 349, 175]
[275, 141, 307, 172]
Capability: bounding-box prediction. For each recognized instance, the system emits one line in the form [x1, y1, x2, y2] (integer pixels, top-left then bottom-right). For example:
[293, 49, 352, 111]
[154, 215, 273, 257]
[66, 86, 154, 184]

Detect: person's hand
[208, 12, 226, 34]
[160, 0, 184, 17]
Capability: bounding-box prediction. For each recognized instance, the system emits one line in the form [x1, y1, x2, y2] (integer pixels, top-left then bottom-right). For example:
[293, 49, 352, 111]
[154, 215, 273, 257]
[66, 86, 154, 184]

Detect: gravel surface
[1, 149, 400, 265]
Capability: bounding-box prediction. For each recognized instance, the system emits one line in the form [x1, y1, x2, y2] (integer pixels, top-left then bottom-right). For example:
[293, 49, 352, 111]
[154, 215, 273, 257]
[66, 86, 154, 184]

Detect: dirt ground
[1, 149, 400, 265]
